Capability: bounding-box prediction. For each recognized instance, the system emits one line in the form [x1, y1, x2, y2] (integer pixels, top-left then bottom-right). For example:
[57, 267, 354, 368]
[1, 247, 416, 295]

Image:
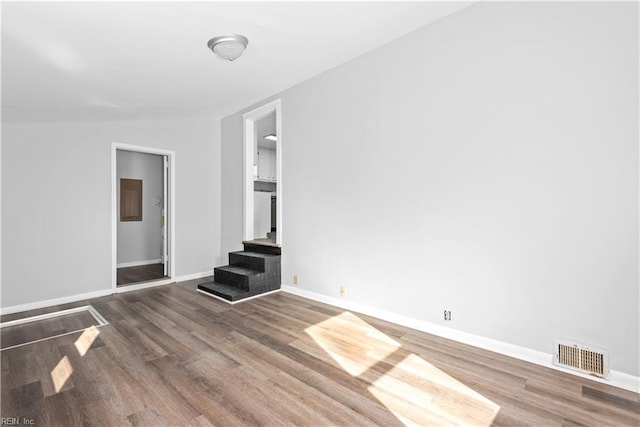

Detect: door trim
[111, 142, 176, 293]
[242, 99, 282, 245]
[162, 155, 169, 276]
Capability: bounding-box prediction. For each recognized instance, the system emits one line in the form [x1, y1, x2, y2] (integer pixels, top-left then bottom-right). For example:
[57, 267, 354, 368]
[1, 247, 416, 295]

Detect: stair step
[229, 251, 281, 271]
[203, 241, 282, 303]
[242, 242, 281, 255]
[214, 265, 264, 291]
[198, 281, 258, 302]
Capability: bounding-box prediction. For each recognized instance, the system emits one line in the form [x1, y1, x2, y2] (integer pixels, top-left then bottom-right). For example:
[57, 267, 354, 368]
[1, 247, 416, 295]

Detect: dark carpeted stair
[197, 243, 281, 302]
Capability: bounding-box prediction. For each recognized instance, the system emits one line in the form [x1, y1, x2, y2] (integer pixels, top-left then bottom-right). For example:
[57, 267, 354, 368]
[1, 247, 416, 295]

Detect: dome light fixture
[207, 34, 249, 61]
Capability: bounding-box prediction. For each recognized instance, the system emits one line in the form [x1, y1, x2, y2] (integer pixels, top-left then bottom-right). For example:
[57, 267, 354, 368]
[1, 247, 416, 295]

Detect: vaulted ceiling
[1, 1, 471, 123]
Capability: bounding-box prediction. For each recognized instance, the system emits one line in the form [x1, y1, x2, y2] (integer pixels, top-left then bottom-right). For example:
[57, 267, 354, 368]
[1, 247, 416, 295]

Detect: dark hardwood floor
[117, 263, 166, 286]
[1, 278, 638, 426]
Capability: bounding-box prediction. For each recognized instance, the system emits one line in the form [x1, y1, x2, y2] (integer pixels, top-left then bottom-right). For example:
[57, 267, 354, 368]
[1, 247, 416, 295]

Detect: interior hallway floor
[117, 263, 166, 287]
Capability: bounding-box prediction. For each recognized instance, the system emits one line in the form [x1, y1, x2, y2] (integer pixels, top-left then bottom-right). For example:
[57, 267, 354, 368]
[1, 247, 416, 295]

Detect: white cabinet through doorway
[258, 148, 276, 181]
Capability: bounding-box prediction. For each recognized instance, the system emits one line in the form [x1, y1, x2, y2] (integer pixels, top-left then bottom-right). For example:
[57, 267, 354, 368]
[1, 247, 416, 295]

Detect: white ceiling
[1, 1, 471, 123]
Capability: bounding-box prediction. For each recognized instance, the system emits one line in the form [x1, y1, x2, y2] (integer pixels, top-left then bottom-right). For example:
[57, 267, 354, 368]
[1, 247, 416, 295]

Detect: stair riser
[243, 243, 281, 255]
[214, 268, 280, 292]
[214, 268, 254, 291]
[229, 253, 280, 272]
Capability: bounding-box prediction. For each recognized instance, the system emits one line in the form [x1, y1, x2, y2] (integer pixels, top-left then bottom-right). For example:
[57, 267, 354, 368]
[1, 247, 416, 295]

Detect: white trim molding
[174, 271, 214, 282]
[0, 289, 112, 316]
[0, 305, 110, 351]
[115, 279, 174, 294]
[242, 99, 282, 246]
[117, 259, 162, 268]
[114, 271, 213, 294]
[0, 305, 108, 329]
[197, 288, 281, 305]
[0, 271, 214, 315]
[282, 285, 640, 393]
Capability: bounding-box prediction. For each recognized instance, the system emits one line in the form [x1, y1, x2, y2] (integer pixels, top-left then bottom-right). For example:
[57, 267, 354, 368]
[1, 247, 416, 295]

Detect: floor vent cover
[554, 339, 609, 378]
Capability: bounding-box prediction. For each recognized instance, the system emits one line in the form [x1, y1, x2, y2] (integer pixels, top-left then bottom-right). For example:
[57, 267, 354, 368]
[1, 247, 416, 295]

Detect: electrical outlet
[444, 310, 452, 321]
[293, 275, 298, 285]
[340, 286, 347, 297]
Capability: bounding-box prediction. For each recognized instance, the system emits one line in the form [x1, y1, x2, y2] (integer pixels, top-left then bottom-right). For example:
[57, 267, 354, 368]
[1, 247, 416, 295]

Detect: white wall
[221, 112, 245, 256]
[116, 150, 163, 265]
[1, 117, 221, 308]
[221, 2, 639, 376]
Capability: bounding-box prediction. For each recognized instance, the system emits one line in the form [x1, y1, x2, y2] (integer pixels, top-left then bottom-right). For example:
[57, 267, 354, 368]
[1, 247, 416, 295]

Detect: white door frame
[111, 142, 176, 293]
[162, 155, 169, 276]
[243, 99, 282, 245]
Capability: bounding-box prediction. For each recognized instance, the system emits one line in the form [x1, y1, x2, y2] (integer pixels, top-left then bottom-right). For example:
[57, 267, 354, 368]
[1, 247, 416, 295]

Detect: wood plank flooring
[1, 278, 638, 426]
[1, 310, 98, 349]
[117, 263, 166, 286]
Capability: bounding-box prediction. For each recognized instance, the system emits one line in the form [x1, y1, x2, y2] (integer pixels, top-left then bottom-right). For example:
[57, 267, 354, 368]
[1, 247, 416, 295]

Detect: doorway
[111, 143, 175, 293]
[243, 99, 282, 246]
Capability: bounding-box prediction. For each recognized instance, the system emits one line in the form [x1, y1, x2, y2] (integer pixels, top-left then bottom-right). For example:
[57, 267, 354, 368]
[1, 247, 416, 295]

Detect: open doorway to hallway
[112, 143, 175, 292]
[252, 111, 277, 246]
[116, 150, 167, 286]
[243, 99, 282, 247]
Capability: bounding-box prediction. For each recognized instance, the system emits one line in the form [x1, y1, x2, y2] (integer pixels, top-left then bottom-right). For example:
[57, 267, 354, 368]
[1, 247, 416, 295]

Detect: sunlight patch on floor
[306, 311, 500, 426]
[51, 355, 73, 393]
[305, 311, 401, 376]
[74, 326, 100, 356]
[369, 353, 500, 426]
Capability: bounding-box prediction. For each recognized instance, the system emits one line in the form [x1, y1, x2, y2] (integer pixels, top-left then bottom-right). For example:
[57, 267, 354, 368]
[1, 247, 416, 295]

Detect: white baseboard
[0, 289, 113, 316]
[115, 278, 174, 293]
[174, 271, 214, 282]
[0, 271, 213, 315]
[115, 271, 213, 294]
[282, 285, 639, 393]
[117, 259, 162, 268]
[197, 288, 281, 305]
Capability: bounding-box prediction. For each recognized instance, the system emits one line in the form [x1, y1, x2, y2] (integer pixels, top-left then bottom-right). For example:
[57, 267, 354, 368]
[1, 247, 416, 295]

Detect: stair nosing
[230, 251, 280, 258]
[214, 265, 263, 276]
[198, 281, 280, 302]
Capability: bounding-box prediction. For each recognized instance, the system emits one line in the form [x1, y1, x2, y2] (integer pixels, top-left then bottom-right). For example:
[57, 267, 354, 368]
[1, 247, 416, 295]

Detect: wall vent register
[554, 338, 609, 379]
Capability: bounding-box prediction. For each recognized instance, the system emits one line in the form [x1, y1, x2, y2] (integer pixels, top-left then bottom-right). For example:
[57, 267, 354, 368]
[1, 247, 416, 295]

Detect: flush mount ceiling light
[264, 134, 277, 141]
[207, 34, 248, 61]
